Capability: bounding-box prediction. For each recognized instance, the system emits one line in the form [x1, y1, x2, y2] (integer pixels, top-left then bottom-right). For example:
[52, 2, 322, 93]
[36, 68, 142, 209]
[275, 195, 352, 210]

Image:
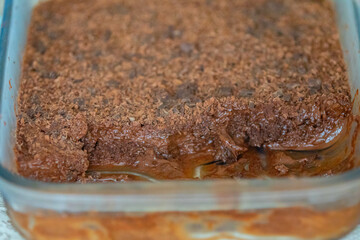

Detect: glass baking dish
[1, 0, 360, 239]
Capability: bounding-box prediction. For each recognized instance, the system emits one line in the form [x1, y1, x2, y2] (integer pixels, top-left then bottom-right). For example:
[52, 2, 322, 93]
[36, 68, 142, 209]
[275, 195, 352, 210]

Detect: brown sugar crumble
[16, 0, 352, 182]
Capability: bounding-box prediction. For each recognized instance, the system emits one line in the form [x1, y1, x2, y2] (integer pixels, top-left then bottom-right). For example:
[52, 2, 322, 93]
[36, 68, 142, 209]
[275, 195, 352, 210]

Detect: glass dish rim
[1, 0, 360, 198]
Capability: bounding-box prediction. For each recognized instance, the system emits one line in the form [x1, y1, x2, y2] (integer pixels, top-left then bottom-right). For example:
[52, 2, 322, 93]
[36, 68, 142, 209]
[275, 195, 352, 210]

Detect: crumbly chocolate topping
[16, 0, 352, 182]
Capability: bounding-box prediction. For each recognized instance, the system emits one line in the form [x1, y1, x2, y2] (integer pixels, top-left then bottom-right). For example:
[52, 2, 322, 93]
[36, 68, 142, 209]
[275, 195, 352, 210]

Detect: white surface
[0, 195, 22, 240]
[343, 227, 360, 240]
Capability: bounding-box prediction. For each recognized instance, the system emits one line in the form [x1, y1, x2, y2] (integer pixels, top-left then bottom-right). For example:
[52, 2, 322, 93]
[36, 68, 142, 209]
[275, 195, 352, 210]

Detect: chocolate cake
[16, 0, 352, 182]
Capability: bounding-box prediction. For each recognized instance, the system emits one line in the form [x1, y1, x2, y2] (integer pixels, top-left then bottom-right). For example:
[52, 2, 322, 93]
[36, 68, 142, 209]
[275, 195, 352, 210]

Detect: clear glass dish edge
[1, 0, 360, 213]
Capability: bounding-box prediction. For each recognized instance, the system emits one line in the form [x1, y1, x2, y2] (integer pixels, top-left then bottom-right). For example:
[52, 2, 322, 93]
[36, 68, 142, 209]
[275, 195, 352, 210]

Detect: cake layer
[16, 0, 351, 182]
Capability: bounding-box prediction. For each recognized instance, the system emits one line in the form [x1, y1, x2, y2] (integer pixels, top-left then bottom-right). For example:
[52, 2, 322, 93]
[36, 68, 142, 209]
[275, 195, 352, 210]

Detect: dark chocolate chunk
[180, 42, 194, 55]
[166, 26, 182, 39]
[176, 82, 198, 99]
[73, 98, 86, 110]
[106, 79, 120, 88]
[239, 88, 255, 98]
[103, 30, 112, 42]
[308, 78, 322, 94]
[215, 86, 233, 98]
[33, 40, 47, 54]
[42, 71, 59, 79]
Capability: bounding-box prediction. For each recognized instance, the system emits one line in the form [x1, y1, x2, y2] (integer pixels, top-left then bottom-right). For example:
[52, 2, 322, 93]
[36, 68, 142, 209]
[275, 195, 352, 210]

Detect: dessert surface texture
[16, 0, 352, 182]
